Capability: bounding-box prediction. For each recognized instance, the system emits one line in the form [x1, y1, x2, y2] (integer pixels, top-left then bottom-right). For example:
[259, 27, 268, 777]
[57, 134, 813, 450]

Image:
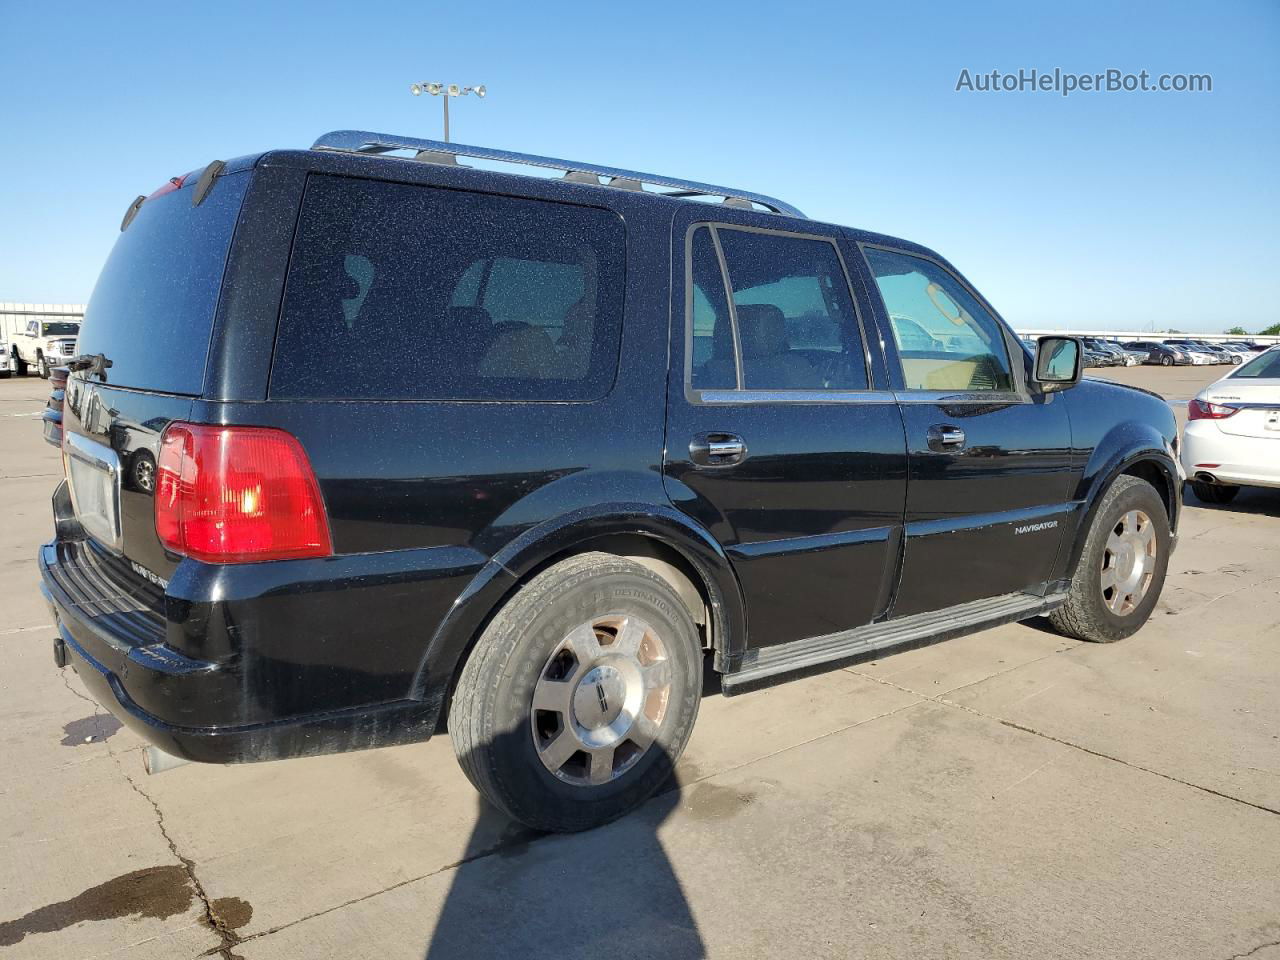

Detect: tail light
[155, 423, 332, 563]
[1187, 399, 1239, 421]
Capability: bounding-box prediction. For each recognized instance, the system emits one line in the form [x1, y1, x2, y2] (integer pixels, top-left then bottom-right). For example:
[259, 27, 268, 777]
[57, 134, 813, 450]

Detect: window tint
[864, 247, 1014, 392]
[688, 227, 736, 390]
[700, 228, 868, 391]
[1233, 349, 1280, 379]
[77, 171, 249, 394]
[271, 175, 625, 401]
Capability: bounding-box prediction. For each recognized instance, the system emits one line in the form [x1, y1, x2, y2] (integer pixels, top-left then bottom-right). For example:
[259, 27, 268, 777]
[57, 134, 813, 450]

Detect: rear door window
[270, 175, 626, 401]
[686, 225, 869, 392]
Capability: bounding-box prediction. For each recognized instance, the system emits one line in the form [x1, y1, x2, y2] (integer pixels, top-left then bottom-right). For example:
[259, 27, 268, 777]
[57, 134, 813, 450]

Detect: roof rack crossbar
[311, 130, 806, 219]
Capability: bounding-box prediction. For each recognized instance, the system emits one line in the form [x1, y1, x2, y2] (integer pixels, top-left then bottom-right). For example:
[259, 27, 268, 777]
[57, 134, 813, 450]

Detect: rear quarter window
[270, 175, 626, 402]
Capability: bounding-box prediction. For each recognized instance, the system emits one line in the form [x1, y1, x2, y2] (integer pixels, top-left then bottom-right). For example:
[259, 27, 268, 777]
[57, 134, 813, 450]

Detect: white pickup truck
[5, 318, 80, 378]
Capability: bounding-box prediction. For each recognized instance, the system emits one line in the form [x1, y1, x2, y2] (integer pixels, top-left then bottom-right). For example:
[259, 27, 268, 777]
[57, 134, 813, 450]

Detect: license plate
[64, 433, 123, 552]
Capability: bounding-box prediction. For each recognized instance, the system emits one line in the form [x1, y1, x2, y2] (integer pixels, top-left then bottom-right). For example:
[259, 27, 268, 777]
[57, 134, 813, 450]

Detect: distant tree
[1225, 326, 1248, 335]
[1165, 328, 1184, 334]
[1259, 322, 1280, 337]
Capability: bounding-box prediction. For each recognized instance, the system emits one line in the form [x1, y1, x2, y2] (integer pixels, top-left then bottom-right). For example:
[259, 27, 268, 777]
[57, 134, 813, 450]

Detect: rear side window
[271, 175, 625, 401]
[77, 171, 250, 394]
[686, 225, 869, 392]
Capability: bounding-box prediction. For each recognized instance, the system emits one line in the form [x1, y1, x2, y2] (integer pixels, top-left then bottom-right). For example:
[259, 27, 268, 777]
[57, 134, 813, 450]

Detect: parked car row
[1014, 336, 1274, 369]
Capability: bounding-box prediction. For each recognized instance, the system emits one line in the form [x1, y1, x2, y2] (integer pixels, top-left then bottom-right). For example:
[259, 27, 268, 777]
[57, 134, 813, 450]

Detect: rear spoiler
[120, 159, 225, 232]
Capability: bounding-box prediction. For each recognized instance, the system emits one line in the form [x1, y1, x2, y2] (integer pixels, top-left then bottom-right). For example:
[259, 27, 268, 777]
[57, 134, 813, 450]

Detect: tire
[1231, 355, 1242, 365]
[38, 356, 50, 379]
[11, 354, 26, 377]
[450, 552, 703, 832]
[1190, 480, 1239, 504]
[1049, 476, 1170, 643]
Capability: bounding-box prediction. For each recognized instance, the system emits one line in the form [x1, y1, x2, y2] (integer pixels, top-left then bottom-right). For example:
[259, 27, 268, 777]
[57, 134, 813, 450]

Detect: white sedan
[1181, 347, 1280, 504]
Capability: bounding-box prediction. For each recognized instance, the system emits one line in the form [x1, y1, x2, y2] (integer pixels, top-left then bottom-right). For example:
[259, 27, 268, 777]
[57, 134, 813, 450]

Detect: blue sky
[1, 0, 1276, 333]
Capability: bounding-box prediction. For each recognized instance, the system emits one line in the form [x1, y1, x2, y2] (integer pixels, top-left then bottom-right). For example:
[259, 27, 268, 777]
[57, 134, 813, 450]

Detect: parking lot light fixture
[409, 81, 487, 143]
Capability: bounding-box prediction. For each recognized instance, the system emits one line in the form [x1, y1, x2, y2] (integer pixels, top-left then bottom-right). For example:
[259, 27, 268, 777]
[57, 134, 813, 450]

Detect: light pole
[409, 82, 486, 142]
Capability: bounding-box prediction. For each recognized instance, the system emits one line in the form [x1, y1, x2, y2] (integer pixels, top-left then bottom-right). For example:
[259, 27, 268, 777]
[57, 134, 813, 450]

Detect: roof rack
[311, 130, 806, 219]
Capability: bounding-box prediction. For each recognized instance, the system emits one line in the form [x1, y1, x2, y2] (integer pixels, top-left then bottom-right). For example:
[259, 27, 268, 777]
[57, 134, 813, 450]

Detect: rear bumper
[1181, 423, 1280, 489]
[45, 591, 439, 762]
[38, 516, 483, 763]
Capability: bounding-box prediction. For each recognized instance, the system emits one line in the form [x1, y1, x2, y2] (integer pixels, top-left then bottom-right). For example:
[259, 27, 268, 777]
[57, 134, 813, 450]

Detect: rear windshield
[1232, 349, 1280, 378]
[77, 171, 249, 394]
[44, 322, 80, 336]
[270, 175, 626, 402]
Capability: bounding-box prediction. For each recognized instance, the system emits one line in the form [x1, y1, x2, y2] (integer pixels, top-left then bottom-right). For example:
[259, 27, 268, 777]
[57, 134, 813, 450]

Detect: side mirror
[1033, 336, 1082, 391]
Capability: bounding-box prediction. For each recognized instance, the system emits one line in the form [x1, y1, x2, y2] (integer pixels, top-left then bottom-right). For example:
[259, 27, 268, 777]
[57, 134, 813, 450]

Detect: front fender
[409, 501, 747, 713]
[1061, 419, 1180, 579]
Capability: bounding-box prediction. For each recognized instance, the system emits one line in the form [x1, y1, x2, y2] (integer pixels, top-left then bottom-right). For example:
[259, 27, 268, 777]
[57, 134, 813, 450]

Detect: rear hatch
[61, 167, 251, 587]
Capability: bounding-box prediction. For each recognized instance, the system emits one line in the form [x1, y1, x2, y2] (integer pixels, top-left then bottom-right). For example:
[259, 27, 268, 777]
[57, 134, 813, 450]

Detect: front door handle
[690, 432, 747, 467]
[926, 424, 966, 451]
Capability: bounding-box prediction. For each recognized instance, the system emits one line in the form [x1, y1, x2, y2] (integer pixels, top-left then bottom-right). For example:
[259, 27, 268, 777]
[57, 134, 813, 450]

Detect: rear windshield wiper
[68, 353, 113, 381]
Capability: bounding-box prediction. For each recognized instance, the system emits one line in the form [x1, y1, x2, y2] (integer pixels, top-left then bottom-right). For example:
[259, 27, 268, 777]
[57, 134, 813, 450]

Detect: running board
[721, 590, 1066, 696]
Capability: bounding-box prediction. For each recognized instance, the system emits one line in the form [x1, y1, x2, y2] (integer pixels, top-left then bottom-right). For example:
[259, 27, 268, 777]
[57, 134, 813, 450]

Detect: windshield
[43, 322, 80, 336]
[1232, 349, 1280, 379]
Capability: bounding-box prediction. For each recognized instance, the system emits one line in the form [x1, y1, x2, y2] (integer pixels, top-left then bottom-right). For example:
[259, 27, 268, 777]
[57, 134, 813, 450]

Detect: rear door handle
[690, 433, 747, 467]
[926, 424, 965, 451]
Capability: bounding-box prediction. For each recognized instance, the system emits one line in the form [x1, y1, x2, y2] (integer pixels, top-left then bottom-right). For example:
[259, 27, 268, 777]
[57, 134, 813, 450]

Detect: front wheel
[1050, 476, 1170, 643]
[450, 552, 702, 832]
[38, 356, 50, 378]
[1190, 480, 1239, 504]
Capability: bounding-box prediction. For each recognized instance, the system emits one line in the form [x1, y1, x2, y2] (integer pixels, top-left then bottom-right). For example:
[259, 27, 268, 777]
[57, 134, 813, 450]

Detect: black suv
[42, 131, 1180, 831]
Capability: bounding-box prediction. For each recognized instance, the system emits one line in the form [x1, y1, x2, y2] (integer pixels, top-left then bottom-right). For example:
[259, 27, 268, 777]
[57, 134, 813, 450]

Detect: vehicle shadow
[422, 730, 704, 960]
[1182, 485, 1279, 517]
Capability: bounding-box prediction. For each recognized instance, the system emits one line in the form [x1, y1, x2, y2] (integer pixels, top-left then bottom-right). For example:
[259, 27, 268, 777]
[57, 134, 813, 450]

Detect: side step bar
[721, 590, 1066, 696]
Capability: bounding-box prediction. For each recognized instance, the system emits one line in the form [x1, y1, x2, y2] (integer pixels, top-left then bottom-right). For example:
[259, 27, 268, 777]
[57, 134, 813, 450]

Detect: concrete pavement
[1, 367, 1277, 959]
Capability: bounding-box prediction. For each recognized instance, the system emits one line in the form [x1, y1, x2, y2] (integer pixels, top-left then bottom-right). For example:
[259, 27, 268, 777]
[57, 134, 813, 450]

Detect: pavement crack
[848, 669, 1280, 818]
[1225, 939, 1280, 960]
[197, 696, 931, 955]
[58, 670, 245, 959]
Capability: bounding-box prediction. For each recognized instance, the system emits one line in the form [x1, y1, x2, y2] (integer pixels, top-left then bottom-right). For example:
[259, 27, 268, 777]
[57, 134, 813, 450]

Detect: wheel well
[521, 534, 711, 639]
[436, 534, 718, 733]
[1120, 459, 1172, 519]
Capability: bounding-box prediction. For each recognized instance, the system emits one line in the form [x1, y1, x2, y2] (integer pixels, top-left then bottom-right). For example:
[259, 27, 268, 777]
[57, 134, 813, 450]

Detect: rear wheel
[450, 552, 702, 832]
[1161, 354, 1173, 366]
[1050, 476, 1170, 643]
[1190, 480, 1239, 504]
[11, 353, 26, 377]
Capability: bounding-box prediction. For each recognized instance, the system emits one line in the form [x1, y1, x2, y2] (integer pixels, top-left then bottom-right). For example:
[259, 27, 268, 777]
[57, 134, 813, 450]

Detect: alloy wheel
[1100, 509, 1157, 616]
[530, 614, 672, 786]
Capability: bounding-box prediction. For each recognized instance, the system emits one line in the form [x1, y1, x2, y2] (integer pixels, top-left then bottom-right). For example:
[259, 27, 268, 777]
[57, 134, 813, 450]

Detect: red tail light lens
[1187, 399, 1239, 421]
[155, 423, 332, 563]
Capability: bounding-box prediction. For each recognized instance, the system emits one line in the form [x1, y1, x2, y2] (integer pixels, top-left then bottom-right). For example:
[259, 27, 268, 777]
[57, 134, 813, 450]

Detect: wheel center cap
[1117, 541, 1138, 579]
[573, 665, 626, 730]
